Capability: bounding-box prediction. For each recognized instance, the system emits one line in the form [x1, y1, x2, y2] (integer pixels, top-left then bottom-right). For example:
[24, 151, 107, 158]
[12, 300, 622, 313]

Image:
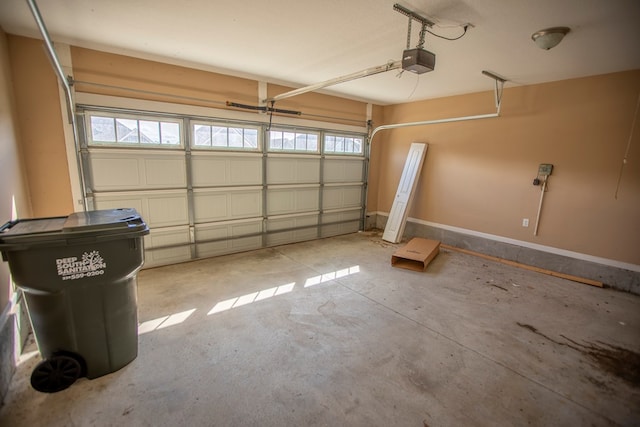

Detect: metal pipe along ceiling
[369, 112, 500, 142]
[369, 71, 506, 143]
[26, 0, 70, 105]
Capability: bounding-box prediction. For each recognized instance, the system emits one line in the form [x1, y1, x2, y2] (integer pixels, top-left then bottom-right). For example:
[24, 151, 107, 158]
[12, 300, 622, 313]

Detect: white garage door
[79, 108, 366, 267]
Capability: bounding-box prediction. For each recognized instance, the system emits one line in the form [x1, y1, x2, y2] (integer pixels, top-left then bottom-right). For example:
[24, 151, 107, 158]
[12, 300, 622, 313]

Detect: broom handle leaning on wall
[533, 176, 547, 236]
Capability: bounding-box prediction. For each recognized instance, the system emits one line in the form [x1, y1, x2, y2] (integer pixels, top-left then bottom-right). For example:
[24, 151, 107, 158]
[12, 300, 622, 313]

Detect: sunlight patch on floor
[137, 265, 360, 334]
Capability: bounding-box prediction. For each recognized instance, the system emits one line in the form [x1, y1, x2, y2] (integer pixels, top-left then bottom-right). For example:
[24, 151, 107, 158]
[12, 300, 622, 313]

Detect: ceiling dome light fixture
[531, 27, 571, 50]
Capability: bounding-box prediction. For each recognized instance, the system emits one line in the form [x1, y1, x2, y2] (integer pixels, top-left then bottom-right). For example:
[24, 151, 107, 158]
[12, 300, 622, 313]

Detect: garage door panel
[94, 190, 188, 228]
[321, 209, 361, 237]
[198, 234, 260, 257]
[324, 158, 364, 183]
[191, 157, 227, 187]
[145, 247, 191, 268]
[196, 220, 262, 257]
[144, 157, 186, 186]
[296, 188, 319, 212]
[267, 188, 319, 215]
[267, 214, 318, 246]
[193, 192, 228, 222]
[230, 158, 262, 185]
[230, 192, 261, 217]
[191, 155, 261, 187]
[267, 157, 319, 184]
[268, 191, 293, 214]
[193, 189, 262, 223]
[143, 226, 191, 267]
[91, 158, 141, 190]
[148, 195, 189, 227]
[323, 186, 363, 210]
[90, 151, 185, 191]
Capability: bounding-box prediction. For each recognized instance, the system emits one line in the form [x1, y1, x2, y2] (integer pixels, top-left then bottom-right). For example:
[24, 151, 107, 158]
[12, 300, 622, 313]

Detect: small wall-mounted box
[538, 163, 553, 176]
[391, 238, 440, 271]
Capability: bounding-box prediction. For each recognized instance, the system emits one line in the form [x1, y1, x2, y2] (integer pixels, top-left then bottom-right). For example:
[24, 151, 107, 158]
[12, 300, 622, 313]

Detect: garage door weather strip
[369, 70, 507, 143]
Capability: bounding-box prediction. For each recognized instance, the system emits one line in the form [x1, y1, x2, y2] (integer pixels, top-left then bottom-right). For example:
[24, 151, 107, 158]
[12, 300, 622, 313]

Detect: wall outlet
[522, 218, 529, 227]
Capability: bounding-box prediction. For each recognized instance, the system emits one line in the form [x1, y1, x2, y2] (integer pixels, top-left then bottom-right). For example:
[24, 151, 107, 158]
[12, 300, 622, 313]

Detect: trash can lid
[0, 208, 148, 247]
[62, 208, 146, 233]
[0, 217, 67, 237]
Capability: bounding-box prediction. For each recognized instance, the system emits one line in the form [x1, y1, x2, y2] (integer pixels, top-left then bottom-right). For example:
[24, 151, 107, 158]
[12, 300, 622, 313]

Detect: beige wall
[7, 35, 73, 217]
[71, 46, 259, 108]
[7, 34, 638, 266]
[369, 70, 640, 265]
[70, 48, 369, 127]
[0, 29, 32, 311]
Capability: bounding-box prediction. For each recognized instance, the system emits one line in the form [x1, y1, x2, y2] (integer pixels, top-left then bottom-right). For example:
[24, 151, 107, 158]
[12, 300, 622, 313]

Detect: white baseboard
[368, 211, 640, 273]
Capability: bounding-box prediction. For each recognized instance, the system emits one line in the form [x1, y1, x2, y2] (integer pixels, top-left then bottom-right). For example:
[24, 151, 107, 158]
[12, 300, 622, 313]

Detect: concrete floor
[1, 231, 639, 426]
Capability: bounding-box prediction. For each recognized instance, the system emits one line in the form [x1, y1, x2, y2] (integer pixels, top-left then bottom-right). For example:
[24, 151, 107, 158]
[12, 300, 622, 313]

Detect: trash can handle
[0, 220, 18, 233]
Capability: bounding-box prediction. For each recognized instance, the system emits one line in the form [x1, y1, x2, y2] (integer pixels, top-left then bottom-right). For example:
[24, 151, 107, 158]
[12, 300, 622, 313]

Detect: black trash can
[0, 208, 149, 393]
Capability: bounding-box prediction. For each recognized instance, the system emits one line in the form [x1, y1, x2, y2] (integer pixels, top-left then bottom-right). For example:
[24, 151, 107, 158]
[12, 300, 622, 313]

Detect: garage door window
[268, 129, 319, 152]
[88, 113, 181, 147]
[324, 134, 363, 155]
[192, 122, 260, 150]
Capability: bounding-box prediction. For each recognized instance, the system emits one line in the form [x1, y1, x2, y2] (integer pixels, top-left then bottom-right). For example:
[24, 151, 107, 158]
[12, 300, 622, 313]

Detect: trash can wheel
[30, 355, 82, 393]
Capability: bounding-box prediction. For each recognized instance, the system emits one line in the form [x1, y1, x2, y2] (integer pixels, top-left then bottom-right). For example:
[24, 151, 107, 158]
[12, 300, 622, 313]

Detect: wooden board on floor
[440, 244, 603, 287]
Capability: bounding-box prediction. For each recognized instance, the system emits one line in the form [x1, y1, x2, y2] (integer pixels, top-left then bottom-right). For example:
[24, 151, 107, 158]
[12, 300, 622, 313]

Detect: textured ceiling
[1, 0, 639, 104]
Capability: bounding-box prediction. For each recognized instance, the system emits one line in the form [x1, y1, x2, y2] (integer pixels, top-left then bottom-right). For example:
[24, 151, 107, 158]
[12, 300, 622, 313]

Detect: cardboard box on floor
[391, 238, 440, 271]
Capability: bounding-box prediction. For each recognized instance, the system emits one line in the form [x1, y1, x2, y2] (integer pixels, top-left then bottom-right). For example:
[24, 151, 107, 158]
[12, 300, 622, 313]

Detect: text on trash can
[56, 251, 107, 280]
